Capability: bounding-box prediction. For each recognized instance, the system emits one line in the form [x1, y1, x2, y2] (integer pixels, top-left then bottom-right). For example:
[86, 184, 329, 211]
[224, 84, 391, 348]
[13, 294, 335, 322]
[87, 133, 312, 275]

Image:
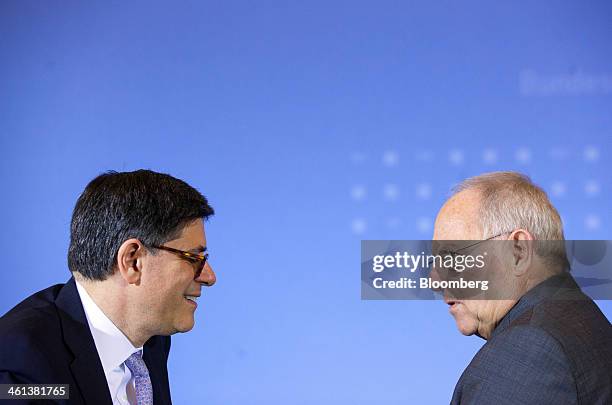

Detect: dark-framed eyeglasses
[152, 245, 209, 279]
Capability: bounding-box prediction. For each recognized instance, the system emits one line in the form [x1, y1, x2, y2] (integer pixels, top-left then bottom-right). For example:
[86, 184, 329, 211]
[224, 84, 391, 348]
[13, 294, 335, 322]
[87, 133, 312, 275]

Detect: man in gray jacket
[432, 171, 611, 404]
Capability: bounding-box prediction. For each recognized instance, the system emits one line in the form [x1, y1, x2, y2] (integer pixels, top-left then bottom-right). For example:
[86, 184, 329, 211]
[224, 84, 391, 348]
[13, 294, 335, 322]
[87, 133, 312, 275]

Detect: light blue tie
[125, 351, 153, 405]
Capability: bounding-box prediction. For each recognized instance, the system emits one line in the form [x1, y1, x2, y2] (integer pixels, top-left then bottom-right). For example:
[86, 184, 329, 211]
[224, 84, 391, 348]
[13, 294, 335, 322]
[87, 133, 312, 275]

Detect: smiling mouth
[184, 295, 199, 306]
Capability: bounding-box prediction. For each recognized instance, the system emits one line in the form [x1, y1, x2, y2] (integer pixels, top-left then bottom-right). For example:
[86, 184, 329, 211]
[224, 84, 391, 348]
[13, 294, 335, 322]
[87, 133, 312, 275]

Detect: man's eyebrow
[189, 245, 207, 253]
[441, 243, 460, 250]
[432, 242, 460, 254]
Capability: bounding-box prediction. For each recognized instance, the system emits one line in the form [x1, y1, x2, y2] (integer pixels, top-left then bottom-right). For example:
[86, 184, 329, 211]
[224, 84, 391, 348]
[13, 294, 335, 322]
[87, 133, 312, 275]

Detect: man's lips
[184, 294, 201, 307]
[445, 299, 462, 314]
[445, 298, 461, 307]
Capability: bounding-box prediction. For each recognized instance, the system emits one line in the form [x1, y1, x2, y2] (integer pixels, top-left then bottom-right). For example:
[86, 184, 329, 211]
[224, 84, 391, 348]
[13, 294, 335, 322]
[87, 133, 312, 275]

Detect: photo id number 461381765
[0, 384, 69, 400]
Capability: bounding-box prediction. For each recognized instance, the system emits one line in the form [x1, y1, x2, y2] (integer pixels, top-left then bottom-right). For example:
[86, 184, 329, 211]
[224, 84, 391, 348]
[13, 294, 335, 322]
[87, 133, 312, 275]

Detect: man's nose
[196, 262, 216, 286]
[429, 265, 443, 292]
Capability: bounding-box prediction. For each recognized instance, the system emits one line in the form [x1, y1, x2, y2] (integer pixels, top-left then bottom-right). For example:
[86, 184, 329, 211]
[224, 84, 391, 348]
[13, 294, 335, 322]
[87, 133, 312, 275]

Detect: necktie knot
[125, 352, 149, 378]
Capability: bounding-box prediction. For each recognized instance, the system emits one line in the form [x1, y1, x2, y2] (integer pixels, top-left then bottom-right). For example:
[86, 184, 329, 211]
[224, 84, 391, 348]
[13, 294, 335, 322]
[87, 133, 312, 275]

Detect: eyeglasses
[429, 231, 513, 270]
[151, 245, 209, 280]
[445, 231, 512, 254]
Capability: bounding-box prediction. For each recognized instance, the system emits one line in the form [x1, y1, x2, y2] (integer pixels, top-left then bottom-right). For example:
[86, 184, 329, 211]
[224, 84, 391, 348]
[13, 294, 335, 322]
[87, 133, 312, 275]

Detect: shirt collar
[75, 280, 142, 372]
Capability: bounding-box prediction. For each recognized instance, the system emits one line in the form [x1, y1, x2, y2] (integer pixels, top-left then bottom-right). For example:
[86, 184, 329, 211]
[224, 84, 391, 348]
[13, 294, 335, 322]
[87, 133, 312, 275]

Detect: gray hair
[453, 171, 569, 270]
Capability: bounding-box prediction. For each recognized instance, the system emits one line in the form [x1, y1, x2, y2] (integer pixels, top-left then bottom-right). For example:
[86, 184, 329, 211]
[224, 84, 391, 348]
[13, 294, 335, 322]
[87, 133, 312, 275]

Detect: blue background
[1, 1, 611, 404]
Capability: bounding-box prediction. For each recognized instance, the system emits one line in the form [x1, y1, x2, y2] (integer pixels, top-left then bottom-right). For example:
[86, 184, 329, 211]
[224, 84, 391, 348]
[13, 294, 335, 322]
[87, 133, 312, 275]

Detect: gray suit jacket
[451, 272, 612, 405]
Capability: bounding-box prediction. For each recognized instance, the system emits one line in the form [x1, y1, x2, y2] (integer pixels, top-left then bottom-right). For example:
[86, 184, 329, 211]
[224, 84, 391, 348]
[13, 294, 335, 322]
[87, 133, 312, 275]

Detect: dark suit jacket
[0, 278, 172, 405]
[451, 272, 612, 405]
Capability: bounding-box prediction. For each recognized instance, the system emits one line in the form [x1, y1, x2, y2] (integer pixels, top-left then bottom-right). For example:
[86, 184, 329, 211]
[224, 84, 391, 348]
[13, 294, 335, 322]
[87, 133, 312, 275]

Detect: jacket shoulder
[515, 298, 612, 402]
[455, 325, 577, 405]
[1, 283, 64, 333]
[0, 284, 67, 382]
[476, 324, 573, 372]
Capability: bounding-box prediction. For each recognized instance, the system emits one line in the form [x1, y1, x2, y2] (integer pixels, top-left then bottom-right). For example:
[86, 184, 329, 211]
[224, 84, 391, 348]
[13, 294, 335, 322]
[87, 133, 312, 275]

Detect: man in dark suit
[0, 170, 217, 404]
[432, 171, 612, 404]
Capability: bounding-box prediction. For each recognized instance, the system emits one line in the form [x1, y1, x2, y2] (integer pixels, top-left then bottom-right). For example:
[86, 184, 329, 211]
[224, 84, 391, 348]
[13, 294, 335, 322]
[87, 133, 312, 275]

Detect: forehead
[172, 219, 206, 248]
[433, 190, 482, 240]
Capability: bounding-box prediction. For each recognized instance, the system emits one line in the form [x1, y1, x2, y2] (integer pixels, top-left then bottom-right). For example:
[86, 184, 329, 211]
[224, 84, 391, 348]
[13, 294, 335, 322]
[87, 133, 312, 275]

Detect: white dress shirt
[75, 280, 142, 405]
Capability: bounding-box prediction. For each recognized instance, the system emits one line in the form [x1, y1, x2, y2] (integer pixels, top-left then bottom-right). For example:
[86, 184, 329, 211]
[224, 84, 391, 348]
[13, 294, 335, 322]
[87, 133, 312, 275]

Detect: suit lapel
[144, 335, 172, 404]
[55, 278, 113, 405]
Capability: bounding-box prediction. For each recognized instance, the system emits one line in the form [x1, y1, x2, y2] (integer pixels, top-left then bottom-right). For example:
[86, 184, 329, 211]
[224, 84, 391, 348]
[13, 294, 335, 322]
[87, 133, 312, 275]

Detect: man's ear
[509, 229, 534, 276]
[116, 238, 147, 285]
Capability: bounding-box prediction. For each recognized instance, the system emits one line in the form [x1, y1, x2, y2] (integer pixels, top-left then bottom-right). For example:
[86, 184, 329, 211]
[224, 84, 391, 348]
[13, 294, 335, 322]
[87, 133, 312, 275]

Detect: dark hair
[68, 169, 214, 280]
